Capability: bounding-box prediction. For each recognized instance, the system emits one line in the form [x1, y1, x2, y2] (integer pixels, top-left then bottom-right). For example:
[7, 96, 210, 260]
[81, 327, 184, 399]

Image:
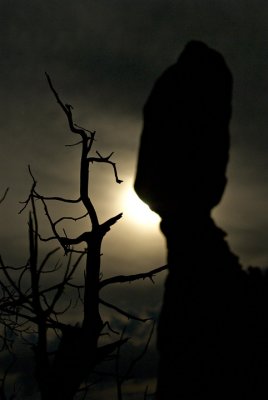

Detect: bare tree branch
[99, 264, 168, 289]
[0, 188, 9, 204]
[99, 298, 151, 322]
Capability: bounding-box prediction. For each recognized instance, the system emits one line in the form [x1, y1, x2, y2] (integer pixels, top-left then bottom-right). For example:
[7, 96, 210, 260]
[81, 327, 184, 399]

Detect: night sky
[1, 0, 268, 398]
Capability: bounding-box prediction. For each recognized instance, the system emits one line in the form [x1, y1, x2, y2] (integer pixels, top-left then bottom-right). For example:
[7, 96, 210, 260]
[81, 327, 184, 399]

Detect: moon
[122, 185, 161, 228]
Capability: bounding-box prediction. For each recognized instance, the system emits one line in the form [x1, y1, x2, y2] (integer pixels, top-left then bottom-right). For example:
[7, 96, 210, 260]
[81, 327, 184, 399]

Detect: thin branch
[54, 211, 88, 226]
[38, 248, 61, 277]
[0, 259, 32, 309]
[0, 257, 28, 271]
[97, 213, 123, 239]
[45, 72, 88, 139]
[99, 298, 151, 322]
[0, 188, 9, 204]
[88, 151, 123, 184]
[99, 264, 168, 289]
[18, 166, 37, 213]
[74, 123, 96, 136]
[65, 139, 83, 147]
[33, 193, 81, 203]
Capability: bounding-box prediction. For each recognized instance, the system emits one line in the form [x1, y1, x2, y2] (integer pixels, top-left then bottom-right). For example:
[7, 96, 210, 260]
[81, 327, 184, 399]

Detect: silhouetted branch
[0, 188, 9, 204]
[45, 72, 89, 140]
[101, 212, 123, 231]
[36, 194, 82, 203]
[54, 212, 88, 225]
[89, 151, 123, 184]
[99, 298, 151, 322]
[99, 264, 168, 289]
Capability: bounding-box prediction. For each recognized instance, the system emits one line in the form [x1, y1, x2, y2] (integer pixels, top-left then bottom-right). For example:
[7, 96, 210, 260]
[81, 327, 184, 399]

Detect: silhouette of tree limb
[99, 298, 152, 322]
[99, 264, 168, 289]
[0, 188, 9, 204]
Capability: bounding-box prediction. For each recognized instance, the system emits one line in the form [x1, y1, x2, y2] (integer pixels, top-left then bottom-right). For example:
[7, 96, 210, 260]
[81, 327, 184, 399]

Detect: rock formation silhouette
[134, 40, 268, 399]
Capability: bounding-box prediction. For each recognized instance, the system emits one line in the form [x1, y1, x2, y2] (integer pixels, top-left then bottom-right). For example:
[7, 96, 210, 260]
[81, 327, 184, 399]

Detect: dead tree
[0, 74, 167, 400]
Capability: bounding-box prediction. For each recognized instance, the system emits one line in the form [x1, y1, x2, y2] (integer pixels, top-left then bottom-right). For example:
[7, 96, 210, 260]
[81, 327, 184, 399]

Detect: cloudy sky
[1, 0, 268, 397]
